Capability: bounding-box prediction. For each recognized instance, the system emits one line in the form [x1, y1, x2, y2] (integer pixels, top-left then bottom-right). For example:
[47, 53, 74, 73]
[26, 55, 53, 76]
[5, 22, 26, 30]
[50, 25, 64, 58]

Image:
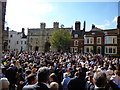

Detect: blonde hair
[50, 82, 59, 90]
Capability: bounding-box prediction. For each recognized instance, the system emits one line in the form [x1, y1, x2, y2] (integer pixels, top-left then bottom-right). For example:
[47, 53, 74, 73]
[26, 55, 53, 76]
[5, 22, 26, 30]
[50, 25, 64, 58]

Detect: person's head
[50, 82, 59, 90]
[27, 73, 37, 85]
[93, 71, 107, 88]
[49, 73, 58, 82]
[63, 72, 69, 78]
[0, 78, 9, 90]
[114, 70, 120, 76]
[74, 72, 80, 77]
[88, 75, 94, 84]
[25, 69, 31, 76]
[37, 67, 50, 83]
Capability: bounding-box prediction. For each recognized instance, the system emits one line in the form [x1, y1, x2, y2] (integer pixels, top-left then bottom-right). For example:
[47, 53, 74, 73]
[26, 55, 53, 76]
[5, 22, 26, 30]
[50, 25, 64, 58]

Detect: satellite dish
[61, 24, 64, 28]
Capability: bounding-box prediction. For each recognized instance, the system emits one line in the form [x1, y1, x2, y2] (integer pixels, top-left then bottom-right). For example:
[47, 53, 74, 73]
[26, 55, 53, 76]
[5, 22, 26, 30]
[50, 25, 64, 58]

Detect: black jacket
[68, 77, 86, 90]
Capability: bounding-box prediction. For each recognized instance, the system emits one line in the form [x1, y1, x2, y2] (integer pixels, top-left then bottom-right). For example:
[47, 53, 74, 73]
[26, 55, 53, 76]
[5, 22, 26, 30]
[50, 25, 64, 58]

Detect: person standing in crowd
[93, 71, 108, 90]
[61, 72, 71, 90]
[22, 67, 50, 90]
[67, 71, 86, 90]
[110, 70, 120, 90]
[5, 64, 17, 90]
[25, 73, 37, 85]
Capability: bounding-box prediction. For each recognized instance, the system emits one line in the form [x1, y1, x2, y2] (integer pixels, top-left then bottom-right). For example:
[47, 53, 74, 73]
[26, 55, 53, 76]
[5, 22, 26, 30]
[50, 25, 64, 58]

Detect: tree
[50, 29, 71, 52]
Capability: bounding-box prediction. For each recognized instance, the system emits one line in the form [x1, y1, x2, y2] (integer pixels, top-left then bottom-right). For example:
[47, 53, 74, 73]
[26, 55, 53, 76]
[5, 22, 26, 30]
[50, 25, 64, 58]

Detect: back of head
[49, 73, 58, 82]
[63, 72, 69, 78]
[50, 82, 59, 90]
[114, 70, 120, 76]
[0, 78, 9, 90]
[27, 73, 37, 85]
[93, 71, 107, 87]
[37, 67, 50, 83]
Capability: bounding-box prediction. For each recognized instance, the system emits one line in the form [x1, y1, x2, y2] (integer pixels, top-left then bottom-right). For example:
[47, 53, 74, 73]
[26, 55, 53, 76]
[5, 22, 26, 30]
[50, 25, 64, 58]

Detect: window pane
[113, 48, 116, 53]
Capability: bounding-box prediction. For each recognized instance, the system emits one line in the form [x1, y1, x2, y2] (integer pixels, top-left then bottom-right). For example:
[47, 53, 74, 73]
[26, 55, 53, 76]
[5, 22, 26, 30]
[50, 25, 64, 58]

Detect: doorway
[35, 46, 39, 51]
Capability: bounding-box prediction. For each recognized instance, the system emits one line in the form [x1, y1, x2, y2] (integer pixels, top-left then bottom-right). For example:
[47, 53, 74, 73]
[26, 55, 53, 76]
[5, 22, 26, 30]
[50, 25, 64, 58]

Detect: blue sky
[5, 0, 119, 34]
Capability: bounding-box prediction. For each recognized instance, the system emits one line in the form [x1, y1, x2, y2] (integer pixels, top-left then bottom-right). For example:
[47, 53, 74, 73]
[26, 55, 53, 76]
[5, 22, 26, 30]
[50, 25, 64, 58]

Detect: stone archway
[35, 46, 39, 51]
[44, 42, 51, 52]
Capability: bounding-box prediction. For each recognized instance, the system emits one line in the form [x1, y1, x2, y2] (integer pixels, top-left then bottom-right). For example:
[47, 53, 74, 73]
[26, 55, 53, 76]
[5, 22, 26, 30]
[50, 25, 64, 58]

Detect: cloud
[112, 16, 117, 23]
[96, 20, 110, 29]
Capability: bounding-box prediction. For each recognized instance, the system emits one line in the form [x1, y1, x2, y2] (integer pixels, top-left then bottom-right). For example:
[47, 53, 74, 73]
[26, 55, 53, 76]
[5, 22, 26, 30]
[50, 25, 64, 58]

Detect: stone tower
[53, 22, 59, 29]
[40, 23, 46, 29]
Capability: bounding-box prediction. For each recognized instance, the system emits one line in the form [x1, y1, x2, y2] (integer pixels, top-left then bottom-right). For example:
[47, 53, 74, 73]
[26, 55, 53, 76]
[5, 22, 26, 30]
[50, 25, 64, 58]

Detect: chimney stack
[22, 28, 25, 36]
[92, 24, 95, 29]
[117, 16, 120, 29]
[117, 16, 120, 34]
[75, 21, 80, 30]
[6, 27, 9, 31]
[83, 21, 86, 31]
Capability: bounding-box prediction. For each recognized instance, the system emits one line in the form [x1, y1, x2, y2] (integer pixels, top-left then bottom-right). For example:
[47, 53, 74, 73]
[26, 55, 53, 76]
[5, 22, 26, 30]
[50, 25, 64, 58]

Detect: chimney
[92, 24, 95, 29]
[22, 28, 25, 36]
[53, 22, 59, 28]
[83, 21, 86, 31]
[117, 16, 120, 34]
[6, 27, 9, 31]
[40, 23, 46, 29]
[117, 16, 120, 29]
[75, 21, 80, 30]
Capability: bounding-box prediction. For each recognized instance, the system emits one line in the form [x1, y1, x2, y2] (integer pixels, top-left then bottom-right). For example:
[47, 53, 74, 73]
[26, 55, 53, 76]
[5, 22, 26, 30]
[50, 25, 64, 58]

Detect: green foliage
[50, 29, 71, 51]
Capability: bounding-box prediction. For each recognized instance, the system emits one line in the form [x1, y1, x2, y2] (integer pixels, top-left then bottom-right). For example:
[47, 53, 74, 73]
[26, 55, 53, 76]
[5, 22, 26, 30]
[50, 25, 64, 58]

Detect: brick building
[71, 16, 120, 55]
[70, 21, 85, 53]
[84, 16, 120, 55]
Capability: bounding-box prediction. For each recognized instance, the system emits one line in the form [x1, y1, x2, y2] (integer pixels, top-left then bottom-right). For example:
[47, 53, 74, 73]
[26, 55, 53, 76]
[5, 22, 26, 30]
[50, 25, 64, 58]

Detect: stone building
[0, 1, 2, 52]
[0, 0, 8, 51]
[27, 22, 73, 52]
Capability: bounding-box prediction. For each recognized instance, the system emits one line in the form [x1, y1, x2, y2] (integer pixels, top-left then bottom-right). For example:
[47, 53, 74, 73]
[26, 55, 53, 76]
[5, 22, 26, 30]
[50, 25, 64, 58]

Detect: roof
[85, 28, 118, 36]
[72, 30, 85, 37]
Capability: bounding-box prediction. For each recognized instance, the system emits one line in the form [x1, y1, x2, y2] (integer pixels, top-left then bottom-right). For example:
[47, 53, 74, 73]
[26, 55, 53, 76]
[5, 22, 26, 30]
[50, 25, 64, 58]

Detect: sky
[5, 0, 119, 34]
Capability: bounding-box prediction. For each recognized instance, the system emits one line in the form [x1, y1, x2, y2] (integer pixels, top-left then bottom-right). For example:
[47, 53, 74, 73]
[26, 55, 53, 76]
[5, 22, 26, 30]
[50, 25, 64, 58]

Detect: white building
[8, 29, 27, 51]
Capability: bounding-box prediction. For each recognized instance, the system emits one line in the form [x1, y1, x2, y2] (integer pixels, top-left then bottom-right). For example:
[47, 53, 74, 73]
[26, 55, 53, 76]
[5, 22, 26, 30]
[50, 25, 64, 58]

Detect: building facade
[70, 21, 85, 53]
[27, 17, 120, 55]
[83, 16, 120, 55]
[8, 28, 27, 51]
[84, 25, 105, 54]
[71, 16, 120, 55]
[27, 22, 73, 52]
[0, 1, 2, 52]
[0, 0, 8, 51]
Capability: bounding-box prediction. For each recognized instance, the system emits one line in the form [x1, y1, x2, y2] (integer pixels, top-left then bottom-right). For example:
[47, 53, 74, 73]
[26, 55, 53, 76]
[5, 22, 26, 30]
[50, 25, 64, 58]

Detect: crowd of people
[0, 50, 120, 90]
